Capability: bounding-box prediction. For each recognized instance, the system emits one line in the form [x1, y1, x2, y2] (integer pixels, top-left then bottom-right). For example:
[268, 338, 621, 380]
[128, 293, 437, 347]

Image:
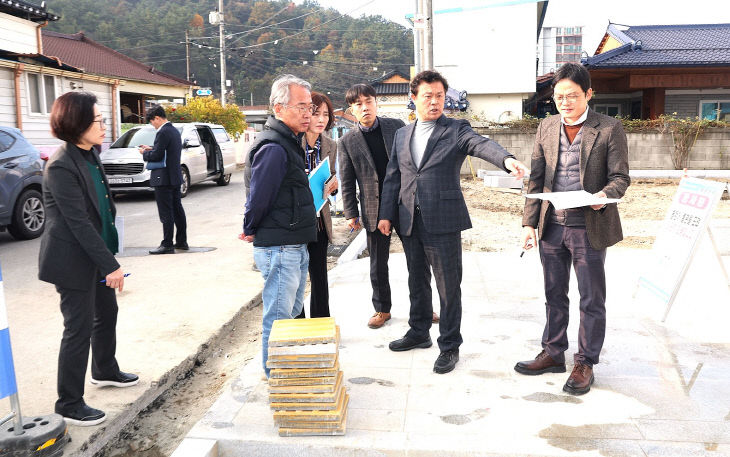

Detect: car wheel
[7, 189, 45, 240]
[180, 166, 190, 198]
[216, 173, 231, 186]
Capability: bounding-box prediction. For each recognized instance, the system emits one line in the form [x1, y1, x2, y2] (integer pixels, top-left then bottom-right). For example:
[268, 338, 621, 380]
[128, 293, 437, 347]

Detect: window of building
[26, 73, 57, 115]
[700, 100, 730, 121]
[594, 104, 621, 117]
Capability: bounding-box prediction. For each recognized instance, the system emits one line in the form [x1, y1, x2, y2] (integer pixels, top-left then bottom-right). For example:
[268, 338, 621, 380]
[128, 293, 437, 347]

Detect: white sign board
[637, 177, 726, 318]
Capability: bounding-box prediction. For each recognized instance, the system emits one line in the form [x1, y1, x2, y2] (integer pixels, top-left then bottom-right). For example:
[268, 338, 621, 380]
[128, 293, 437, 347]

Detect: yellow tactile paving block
[269, 385, 343, 410]
[268, 358, 340, 379]
[269, 373, 343, 403]
[268, 318, 337, 347]
[266, 357, 337, 369]
[268, 372, 341, 393]
[273, 390, 349, 423]
[267, 353, 337, 362]
[268, 341, 338, 356]
[277, 408, 348, 436]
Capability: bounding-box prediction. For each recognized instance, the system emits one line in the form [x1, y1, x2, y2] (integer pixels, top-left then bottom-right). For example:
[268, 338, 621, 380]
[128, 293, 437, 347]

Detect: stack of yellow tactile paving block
[267, 317, 348, 437]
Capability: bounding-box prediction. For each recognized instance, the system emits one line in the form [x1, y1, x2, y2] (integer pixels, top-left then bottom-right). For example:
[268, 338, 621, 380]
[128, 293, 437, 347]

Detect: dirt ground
[389, 177, 730, 253]
[98, 178, 729, 457]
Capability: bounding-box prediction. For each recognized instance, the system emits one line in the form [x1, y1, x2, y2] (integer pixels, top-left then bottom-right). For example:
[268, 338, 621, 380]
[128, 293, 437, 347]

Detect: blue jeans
[253, 244, 309, 376]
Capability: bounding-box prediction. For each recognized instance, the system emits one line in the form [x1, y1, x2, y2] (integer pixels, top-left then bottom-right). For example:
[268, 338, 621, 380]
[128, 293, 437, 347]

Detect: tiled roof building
[42, 31, 191, 87]
[582, 23, 730, 119]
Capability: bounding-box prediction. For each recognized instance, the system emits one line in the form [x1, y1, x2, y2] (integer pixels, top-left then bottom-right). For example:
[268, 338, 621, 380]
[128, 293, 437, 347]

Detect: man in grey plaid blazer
[339, 84, 405, 329]
[378, 70, 528, 374]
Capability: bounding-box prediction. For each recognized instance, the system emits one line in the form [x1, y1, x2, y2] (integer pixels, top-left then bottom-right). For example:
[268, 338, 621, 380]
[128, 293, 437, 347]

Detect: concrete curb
[70, 293, 263, 457]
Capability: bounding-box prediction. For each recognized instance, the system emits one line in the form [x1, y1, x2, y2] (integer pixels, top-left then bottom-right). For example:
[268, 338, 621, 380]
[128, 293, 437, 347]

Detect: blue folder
[308, 156, 331, 213]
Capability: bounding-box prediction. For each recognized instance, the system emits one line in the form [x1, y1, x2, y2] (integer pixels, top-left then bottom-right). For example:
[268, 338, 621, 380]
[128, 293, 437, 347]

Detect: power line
[227, 0, 376, 51]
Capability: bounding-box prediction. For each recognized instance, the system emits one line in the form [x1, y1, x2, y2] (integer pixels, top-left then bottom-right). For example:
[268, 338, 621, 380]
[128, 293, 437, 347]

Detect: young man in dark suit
[516, 63, 630, 395]
[338, 84, 407, 329]
[378, 70, 528, 374]
[139, 105, 187, 254]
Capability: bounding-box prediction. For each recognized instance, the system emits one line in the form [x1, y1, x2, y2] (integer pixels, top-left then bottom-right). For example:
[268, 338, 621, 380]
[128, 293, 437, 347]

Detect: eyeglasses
[283, 103, 316, 115]
[553, 93, 583, 105]
[94, 117, 107, 128]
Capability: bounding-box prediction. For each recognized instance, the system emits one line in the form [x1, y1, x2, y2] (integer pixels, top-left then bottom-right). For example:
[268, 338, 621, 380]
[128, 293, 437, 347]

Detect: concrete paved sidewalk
[180, 247, 730, 457]
[1, 228, 264, 456]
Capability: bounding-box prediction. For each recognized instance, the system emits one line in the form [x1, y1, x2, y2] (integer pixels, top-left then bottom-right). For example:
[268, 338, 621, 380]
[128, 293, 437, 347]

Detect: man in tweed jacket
[515, 63, 630, 396]
[378, 70, 528, 374]
[339, 84, 405, 329]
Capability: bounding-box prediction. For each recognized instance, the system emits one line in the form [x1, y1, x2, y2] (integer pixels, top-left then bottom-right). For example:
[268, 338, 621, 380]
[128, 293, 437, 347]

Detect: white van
[100, 123, 235, 197]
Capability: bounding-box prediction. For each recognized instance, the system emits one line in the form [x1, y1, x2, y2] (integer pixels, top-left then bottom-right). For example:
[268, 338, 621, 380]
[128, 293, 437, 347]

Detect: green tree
[166, 96, 247, 138]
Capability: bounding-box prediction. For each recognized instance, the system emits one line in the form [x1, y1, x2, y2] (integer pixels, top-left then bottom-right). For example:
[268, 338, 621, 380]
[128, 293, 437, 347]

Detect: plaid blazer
[522, 109, 630, 249]
[379, 115, 514, 236]
[338, 117, 404, 232]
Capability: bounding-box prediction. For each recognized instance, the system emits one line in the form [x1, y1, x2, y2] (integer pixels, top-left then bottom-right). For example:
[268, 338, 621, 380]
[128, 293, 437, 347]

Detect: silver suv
[0, 126, 45, 240]
[100, 123, 235, 197]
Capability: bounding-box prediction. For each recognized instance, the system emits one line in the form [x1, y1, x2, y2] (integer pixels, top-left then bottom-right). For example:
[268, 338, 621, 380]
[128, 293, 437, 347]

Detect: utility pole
[218, 0, 226, 105]
[413, 0, 424, 74]
[424, 0, 433, 70]
[185, 30, 191, 98]
[413, 0, 421, 74]
[185, 30, 191, 82]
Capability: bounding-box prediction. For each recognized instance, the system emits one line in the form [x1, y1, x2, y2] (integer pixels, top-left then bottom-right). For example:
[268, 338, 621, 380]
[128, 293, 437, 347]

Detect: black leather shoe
[149, 245, 174, 255]
[57, 402, 106, 427]
[389, 335, 432, 352]
[433, 349, 459, 374]
[174, 243, 189, 250]
[90, 371, 139, 388]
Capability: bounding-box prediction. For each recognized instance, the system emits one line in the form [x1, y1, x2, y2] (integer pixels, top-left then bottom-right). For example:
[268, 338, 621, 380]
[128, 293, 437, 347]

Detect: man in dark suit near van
[378, 70, 528, 374]
[140, 105, 187, 254]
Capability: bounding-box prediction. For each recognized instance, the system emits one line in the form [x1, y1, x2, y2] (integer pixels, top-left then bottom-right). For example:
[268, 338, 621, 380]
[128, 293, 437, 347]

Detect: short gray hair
[269, 74, 311, 110]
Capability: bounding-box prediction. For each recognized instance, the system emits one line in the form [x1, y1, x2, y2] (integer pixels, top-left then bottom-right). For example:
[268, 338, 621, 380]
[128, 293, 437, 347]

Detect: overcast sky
[299, 0, 726, 54]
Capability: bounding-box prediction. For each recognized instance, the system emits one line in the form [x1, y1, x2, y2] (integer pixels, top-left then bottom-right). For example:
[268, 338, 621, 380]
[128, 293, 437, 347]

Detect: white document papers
[526, 190, 621, 210]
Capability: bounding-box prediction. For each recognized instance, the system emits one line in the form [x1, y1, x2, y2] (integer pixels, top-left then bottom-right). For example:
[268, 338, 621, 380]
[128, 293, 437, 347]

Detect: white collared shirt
[561, 107, 589, 126]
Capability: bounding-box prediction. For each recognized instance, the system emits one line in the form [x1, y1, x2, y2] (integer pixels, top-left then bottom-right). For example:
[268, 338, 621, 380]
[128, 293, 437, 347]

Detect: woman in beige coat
[297, 91, 338, 317]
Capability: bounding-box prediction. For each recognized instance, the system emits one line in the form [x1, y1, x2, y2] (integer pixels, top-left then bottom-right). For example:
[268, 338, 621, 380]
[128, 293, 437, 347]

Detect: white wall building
[431, 0, 548, 121]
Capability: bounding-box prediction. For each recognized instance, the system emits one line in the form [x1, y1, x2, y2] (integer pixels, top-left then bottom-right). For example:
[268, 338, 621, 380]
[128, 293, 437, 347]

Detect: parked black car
[0, 126, 46, 240]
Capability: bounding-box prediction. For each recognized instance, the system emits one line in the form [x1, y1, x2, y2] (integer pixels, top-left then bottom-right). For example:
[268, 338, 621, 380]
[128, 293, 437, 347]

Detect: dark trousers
[154, 185, 187, 247]
[539, 224, 607, 366]
[401, 211, 462, 352]
[55, 277, 120, 412]
[366, 228, 392, 313]
[306, 220, 330, 318]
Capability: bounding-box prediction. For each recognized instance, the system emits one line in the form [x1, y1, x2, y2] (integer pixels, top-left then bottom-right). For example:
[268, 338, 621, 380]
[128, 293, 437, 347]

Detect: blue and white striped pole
[0, 263, 23, 435]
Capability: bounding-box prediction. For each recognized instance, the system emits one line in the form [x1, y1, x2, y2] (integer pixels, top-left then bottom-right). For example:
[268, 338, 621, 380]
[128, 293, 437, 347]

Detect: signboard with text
[637, 177, 727, 318]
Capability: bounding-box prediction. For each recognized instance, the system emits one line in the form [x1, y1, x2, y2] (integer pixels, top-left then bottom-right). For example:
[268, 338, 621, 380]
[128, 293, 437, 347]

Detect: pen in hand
[100, 273, 131, 283]
[349, 217, 359, 233]
[520, 240, 533, 258]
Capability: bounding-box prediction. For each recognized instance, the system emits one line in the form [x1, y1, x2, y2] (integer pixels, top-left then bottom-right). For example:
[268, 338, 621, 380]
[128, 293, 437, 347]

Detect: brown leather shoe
[514, 350, 566, 375]
[432, 312, 439, 323]
[368, 312, 391, 329]
[563, 363, 594, 395]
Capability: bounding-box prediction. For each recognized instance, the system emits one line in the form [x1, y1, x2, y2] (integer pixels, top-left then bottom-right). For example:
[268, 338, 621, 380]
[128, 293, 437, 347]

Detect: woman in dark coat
[39, 91, 138, 426]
